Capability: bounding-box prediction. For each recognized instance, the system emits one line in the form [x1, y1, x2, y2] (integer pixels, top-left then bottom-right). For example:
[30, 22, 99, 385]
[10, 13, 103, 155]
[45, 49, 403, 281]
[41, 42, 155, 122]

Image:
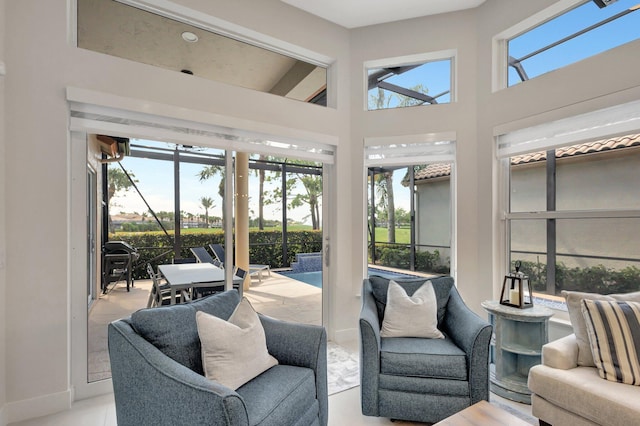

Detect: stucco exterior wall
[0, 0, 7, 422]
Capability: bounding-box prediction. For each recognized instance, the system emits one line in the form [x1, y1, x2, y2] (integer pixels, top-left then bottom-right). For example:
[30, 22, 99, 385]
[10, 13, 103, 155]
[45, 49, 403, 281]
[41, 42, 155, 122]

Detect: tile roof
[412, 134, 640, 182]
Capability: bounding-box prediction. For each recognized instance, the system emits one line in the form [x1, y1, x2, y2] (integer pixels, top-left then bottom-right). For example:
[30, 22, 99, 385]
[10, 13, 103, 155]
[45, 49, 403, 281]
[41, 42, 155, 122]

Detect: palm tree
[200, 196, 214, 227]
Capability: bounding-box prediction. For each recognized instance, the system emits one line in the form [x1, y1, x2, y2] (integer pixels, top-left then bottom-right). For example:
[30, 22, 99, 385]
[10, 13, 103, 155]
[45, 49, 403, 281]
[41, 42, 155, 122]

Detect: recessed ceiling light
[181, 31, 199, 43]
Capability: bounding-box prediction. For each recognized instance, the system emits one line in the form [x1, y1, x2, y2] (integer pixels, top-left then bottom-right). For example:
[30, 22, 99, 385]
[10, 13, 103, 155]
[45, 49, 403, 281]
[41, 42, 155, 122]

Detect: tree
[200, 196, 214, 227]
[265, 159, 323, 230]
[376, 170, 396, 243]
[107, 165, 137, 233]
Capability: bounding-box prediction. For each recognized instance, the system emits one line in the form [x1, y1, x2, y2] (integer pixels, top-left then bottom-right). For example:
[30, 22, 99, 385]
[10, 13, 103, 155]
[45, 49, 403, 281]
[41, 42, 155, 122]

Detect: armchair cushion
[380, 280, 443, 338]
[196, 298, 278, 390]
[380, 336, 467, 380]
[237, 364, 319, 426]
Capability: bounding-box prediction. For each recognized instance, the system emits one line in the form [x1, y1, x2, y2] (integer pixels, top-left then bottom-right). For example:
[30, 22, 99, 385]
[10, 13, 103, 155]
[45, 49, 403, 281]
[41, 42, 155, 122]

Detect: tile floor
[10, 273, 533, 425]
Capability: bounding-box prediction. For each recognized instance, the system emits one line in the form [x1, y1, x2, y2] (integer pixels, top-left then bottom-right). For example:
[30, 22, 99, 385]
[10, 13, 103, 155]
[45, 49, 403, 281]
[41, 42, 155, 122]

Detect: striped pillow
[581, 299, 640, 385]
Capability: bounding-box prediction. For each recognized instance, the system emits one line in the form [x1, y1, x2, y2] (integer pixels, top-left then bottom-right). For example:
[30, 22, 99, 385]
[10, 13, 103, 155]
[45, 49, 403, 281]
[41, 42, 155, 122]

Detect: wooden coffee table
[434, 400, 532, 425]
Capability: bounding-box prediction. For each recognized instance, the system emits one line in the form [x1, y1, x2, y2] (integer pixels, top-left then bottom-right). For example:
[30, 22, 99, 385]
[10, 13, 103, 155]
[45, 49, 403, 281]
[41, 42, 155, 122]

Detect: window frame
[497, 100, 640, 306]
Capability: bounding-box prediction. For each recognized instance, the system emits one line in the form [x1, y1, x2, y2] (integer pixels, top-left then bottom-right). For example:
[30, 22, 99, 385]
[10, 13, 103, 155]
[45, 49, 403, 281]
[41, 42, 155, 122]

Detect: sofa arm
[359, 279, 382, 416]
[108, 320, 248, 426]
[259, 315, 328, 426]
[542, 333, 579, 370]
[443, 289, 493, 404]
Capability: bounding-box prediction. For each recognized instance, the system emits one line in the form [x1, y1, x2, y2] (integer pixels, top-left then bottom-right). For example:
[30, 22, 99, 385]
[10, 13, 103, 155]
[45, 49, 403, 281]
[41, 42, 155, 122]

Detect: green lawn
[373, 227, 410, 244]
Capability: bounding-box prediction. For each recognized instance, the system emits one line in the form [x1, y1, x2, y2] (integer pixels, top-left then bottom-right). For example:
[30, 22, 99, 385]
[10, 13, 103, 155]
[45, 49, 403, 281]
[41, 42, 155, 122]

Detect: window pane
[510, 136, 640, 212]
[367, 59, 451, 111]
[510, 154, 547, 212]
[77, 0, 327, 105]
[556, 141, 640, 210]
[508, 0, 640, 87]
[368, 164, 451, 275]
[510, 218, 640, 295]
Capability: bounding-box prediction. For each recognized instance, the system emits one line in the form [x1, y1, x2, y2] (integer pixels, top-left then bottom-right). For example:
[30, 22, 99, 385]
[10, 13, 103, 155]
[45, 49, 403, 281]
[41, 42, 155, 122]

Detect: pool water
[279, 267, 422, 288]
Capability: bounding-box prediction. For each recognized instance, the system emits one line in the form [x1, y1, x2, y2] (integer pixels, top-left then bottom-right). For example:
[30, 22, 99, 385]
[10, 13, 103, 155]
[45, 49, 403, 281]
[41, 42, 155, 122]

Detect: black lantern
[500, 261, 533, 309]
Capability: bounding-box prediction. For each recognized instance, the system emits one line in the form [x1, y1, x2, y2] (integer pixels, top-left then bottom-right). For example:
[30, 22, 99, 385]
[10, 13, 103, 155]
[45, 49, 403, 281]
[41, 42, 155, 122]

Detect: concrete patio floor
[88, 271, 321, 382]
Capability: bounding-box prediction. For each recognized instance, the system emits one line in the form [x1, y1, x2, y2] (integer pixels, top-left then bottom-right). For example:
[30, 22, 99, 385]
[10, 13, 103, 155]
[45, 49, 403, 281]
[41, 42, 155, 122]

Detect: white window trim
[363, 132, 457, 282]
[496, 100, 640, 314]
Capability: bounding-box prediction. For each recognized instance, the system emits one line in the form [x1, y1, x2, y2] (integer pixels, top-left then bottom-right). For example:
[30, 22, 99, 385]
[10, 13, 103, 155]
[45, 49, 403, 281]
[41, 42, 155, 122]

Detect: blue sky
[111, 141, 316, 224]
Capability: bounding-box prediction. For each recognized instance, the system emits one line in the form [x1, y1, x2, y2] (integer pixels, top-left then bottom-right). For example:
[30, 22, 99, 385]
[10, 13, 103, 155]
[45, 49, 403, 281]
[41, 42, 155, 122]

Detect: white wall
[350, 9, 485, 312]
[3, 0, 350, 422]
[0, 0, 7, 422]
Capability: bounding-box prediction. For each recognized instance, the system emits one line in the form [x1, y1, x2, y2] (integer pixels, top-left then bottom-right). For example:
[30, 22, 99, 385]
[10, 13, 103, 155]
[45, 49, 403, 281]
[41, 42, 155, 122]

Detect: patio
[88, 271, 322, 382]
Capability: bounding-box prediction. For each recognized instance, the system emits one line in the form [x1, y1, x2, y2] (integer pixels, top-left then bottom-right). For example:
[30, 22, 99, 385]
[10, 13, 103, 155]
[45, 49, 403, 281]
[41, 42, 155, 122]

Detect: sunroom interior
[1, 0, 640, 424]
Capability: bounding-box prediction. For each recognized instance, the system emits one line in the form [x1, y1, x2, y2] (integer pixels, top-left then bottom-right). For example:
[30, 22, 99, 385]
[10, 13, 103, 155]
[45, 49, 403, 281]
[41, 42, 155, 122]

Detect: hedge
[110, 229, 322, 280]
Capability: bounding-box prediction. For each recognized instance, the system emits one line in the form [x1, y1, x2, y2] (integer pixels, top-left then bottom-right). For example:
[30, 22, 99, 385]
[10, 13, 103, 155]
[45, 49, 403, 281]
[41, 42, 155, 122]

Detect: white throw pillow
[380, 280, 444, 339]
[196, 297, 278, 390]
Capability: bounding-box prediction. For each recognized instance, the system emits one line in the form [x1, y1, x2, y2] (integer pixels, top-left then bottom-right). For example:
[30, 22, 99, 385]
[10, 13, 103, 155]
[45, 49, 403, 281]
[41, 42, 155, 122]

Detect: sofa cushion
[529, 364, 640, 426]
[380, 336, 467, 380]
[130, 290, 240, 374]
[196, 298, 278, 390]
[582, 299, 640, 385]
[369, 275, 453, 326]
[381, 280, 444, 339]
[563, 290, 640, 367]
[237, 364, 318, 426]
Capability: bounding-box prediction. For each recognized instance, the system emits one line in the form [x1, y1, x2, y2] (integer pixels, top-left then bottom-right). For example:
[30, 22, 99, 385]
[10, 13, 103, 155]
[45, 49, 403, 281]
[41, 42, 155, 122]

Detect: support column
[235, 152, 250, 291]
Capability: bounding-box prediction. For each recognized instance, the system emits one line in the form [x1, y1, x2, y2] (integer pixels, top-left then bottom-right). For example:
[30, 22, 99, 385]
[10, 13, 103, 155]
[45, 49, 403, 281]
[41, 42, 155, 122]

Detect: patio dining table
[157, 263, 243, 304]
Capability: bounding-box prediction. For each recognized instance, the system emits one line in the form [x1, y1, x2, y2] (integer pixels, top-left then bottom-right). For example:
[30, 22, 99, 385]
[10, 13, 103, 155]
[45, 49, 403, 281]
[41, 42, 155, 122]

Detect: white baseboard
[332, 327, 358, 345]
[6, 389, 72, 424]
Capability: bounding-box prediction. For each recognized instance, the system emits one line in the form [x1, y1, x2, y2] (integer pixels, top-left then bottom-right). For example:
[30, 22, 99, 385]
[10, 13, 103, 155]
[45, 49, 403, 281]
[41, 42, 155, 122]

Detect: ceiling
[280, 0, 488, 28]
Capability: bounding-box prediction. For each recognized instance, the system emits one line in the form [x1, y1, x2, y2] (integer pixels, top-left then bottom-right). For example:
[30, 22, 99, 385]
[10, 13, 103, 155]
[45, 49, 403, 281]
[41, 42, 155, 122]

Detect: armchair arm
[359, 279, 382, 416]
[108, 320, 248, 426]
[443, 289, 493, 404]
[259, 315, 328, 426]
[542, 334, 579, 370]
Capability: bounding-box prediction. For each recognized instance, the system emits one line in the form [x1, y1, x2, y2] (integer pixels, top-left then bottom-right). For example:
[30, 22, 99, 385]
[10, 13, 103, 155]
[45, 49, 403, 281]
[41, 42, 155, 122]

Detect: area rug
[327, 342, 360, 395]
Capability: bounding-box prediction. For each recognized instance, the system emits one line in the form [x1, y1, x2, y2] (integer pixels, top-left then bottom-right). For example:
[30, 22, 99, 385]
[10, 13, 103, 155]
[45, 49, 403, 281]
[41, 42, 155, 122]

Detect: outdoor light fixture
[593, 0, 617, 8]
[499, 261, 533, 309]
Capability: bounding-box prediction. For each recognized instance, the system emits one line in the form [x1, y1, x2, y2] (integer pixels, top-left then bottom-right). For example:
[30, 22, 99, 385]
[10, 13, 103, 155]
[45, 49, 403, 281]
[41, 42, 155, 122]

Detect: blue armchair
[359, 275, 492, 423]
[109, 290, 327, 426]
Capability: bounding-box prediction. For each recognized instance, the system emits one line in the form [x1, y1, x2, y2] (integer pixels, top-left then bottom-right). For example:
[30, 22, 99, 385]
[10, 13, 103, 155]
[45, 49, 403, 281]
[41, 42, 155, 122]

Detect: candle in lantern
[509, 288, 520, 306]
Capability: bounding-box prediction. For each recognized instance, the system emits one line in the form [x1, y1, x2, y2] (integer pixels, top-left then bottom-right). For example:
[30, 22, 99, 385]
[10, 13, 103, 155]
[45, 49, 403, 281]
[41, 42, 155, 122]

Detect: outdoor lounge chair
[209, 243, 271, 283]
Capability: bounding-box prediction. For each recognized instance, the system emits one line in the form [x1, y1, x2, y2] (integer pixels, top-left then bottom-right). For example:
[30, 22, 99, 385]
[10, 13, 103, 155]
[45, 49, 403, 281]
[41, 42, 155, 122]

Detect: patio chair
[192, 266, 247, 300]
[146, 263, 189, 307]
[190, 246, 216, 264]
[209, 243, 271, 283]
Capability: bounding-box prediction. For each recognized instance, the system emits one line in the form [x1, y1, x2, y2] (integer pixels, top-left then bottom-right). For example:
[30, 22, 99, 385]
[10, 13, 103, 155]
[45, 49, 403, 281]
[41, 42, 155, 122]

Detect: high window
[506, 0, 640, 87]
[498, 101, 640, 298]
[366, 52, 454, 111]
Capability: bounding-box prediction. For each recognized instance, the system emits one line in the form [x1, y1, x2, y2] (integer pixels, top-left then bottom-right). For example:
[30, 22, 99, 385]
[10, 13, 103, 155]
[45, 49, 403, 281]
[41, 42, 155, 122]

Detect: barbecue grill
[102, 241, 140, 293]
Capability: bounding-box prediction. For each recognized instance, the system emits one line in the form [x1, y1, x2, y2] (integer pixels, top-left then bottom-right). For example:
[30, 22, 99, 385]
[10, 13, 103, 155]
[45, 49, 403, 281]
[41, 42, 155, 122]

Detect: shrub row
[516, 260, 640, 295]
[111, 229, 322, 280]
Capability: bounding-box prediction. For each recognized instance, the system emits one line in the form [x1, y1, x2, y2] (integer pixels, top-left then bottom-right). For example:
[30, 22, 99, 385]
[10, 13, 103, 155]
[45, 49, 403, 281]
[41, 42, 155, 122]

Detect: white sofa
[528, 333, 640, 426]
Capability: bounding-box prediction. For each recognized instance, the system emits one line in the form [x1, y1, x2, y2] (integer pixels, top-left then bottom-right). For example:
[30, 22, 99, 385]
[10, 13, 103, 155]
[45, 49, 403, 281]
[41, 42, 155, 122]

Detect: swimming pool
[278, 267, 423, 288]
